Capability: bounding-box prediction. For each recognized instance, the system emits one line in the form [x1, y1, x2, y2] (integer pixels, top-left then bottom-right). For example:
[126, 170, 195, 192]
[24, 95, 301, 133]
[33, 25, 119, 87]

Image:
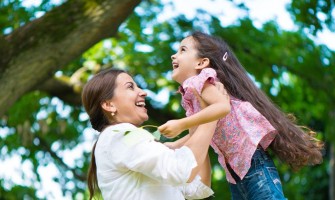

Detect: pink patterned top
[179, 68, 278, 184]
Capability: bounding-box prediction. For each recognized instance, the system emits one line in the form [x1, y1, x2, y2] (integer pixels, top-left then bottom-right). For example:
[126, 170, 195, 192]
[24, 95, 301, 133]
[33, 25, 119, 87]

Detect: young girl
[158, 31, 324, 199]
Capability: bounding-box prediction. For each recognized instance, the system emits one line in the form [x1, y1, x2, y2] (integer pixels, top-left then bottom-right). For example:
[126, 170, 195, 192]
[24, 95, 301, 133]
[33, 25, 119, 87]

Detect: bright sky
[164, 0, 335, 50]
[1, 0, 334, 199]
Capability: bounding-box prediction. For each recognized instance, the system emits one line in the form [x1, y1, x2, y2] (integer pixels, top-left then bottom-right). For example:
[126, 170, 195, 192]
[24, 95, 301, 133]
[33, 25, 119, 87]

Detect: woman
[82, 68, 220, 200]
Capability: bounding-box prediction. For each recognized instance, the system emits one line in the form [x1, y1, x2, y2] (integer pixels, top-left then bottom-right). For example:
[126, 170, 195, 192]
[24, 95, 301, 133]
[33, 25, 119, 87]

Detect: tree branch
[0, 0, 142, 117]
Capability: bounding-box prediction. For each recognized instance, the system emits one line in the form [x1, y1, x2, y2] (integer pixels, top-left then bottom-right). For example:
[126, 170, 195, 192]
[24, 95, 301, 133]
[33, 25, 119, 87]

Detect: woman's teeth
[135, 102, 145, 107]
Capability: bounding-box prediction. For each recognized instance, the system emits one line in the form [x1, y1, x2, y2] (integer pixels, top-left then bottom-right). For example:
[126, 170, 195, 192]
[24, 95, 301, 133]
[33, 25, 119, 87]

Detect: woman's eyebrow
[124, 81, 134, 86]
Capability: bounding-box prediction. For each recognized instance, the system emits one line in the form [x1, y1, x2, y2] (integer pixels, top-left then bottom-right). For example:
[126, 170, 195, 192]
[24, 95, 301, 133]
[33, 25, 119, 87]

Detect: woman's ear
[195, 58, 210, 70]
[101, 101, 117, 113]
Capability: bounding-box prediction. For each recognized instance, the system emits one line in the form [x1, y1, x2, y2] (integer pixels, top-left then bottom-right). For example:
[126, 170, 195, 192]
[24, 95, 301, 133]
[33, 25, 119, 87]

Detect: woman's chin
[142, 115, 149, 122]
[138, 115, 149, 125]
[135, 120, 147, 127]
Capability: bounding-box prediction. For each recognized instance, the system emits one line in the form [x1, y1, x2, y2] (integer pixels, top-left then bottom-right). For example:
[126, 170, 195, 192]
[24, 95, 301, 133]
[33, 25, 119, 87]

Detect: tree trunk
[0, 0, 141, 117]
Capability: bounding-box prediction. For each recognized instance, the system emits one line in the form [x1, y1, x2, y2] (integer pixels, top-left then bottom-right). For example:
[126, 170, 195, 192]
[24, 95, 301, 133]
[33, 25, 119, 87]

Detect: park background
[0, 0, 334, 199]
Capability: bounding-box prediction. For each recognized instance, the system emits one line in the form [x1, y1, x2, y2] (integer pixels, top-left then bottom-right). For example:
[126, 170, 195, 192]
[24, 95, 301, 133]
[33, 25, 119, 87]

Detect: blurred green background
[0, 0, 334, 199]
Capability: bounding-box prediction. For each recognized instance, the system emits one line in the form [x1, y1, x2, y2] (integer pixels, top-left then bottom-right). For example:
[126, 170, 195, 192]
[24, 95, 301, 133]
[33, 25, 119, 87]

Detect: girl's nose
[171, 54, 176, 60]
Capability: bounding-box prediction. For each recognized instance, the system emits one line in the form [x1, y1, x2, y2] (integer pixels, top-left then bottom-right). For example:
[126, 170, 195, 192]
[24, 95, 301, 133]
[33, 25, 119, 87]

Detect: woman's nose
[139, 89, 147, 97]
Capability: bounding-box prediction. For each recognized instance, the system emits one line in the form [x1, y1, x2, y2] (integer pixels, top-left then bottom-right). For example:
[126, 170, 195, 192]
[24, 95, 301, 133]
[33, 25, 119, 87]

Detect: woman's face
[109, 73, 148, 126]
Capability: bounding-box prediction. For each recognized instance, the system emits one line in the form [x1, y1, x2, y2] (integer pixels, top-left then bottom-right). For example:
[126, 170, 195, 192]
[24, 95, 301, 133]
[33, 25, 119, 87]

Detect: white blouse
[95, 123, 214, 200]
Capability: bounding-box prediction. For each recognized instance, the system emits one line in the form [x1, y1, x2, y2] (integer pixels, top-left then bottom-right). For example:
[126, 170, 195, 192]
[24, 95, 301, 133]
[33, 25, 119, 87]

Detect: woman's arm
[198, 154, 211, 186]
[184, 120, 217, 183]
[179, 154, 214, 199]
[164, 129, 211, 185]
[164, 134, 191, 149]
[114, 97, 216, 186]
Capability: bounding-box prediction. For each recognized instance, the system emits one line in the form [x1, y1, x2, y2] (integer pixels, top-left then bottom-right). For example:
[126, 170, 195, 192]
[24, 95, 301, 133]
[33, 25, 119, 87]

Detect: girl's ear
[195, 58, 210, 70]
[101, 101, 117, 113]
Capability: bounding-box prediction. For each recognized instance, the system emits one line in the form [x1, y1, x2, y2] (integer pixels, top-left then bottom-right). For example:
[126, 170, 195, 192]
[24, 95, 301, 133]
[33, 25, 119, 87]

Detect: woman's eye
[127, 84, 134, 89]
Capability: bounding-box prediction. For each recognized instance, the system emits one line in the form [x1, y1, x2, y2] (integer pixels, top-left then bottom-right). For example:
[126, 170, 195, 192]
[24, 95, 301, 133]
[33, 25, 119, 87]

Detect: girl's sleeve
[118, 127, 198, 186]
[184, 68, 217, 95]
[180, 175, 214, 199]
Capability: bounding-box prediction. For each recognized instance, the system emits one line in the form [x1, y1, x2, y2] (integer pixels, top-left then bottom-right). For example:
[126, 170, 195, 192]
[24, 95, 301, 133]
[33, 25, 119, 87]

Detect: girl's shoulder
[196, 68, 217, 85]
[200, 68, 217, 76]
[183, 68, 217, 95]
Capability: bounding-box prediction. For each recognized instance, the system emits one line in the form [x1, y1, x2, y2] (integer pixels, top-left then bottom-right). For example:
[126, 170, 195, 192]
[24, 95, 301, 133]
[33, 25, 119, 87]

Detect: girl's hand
[158, 87, 209, 138]
[158, 119, 186, 138]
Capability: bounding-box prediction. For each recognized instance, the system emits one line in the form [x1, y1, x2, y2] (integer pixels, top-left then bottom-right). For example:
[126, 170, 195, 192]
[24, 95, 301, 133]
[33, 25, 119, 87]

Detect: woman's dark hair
[190, 31, 323, 170]
[81, 68, 126, 200]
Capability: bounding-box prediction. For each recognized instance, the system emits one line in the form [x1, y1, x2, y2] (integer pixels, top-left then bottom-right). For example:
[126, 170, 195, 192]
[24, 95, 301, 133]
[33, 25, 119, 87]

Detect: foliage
[288, 0, 335, 34]
[0, 0, 334, 199]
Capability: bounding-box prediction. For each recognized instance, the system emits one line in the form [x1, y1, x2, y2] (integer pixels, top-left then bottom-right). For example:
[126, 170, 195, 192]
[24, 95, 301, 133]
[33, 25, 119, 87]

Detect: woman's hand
[191, 87, 208, 109]
[214, 81, 229, 100]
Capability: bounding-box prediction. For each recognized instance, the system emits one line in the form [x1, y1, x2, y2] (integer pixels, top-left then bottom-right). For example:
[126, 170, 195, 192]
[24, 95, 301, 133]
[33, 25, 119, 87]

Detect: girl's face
[171, 36, 203, 84]
[108, 73, 148, 126]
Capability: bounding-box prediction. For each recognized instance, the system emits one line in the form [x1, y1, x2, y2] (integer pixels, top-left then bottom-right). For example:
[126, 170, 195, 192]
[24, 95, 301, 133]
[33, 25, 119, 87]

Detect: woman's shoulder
[107, 123, 156, 146]
[99, 123, 137, 142]
[98, 123, 156, 149]
[101, 123, 136, 134]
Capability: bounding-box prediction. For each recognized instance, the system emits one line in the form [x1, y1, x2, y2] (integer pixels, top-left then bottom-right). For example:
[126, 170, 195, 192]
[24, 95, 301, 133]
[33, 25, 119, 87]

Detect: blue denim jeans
[228, 148, 287, 200]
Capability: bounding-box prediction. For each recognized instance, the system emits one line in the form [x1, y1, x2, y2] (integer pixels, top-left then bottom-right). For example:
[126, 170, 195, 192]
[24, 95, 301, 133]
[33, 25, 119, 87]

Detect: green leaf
[152, 130, 161, 141]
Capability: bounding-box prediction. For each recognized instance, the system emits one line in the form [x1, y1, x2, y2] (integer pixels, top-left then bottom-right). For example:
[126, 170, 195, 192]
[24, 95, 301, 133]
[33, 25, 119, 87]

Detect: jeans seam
[230, 149, 286, 200]
[265, 166, 285, 197]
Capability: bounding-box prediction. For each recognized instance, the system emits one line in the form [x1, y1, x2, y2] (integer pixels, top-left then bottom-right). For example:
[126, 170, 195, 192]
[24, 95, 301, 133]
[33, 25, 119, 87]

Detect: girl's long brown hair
[190, 31, 323, 170]
[81, 68, 126, 199]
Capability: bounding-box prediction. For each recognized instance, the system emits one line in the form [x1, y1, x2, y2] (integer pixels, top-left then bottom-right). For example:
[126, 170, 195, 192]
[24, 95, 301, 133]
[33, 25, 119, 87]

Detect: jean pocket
[266, 166, 284, 195]
[243, 167, 268, 191]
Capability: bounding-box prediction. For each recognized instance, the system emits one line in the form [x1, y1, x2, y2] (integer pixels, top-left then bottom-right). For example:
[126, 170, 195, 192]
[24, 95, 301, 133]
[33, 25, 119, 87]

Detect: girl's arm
[181, 82, 230, 128]
[159, 82, 230, 138]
